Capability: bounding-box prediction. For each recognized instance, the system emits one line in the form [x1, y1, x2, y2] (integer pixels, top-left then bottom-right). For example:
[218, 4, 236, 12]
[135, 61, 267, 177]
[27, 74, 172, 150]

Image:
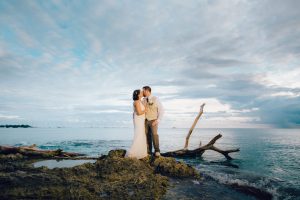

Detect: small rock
[152, 156, 200, 178]
[107, 149, 126, 158]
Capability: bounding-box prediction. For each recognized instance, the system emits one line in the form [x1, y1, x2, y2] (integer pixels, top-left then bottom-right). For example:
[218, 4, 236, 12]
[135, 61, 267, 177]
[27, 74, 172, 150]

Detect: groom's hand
[152, 120, 158, 126]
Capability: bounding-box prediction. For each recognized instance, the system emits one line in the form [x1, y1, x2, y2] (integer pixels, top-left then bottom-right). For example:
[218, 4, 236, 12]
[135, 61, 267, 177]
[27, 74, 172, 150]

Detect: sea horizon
[2, 125, 300, 129]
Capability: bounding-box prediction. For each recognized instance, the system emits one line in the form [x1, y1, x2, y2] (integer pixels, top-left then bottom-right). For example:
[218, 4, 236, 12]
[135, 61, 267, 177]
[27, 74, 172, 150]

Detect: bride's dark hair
[132, 89, 140, 101]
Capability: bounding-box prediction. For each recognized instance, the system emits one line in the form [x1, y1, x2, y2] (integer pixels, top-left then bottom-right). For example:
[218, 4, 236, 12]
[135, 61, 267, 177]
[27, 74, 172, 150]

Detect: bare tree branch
[162, 134, 239, 160]
[184, 103, 205, 149]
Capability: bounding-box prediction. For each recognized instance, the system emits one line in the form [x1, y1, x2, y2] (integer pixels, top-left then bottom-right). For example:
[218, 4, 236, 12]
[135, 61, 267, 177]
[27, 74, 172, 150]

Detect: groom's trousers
[145, 119, 160, 154]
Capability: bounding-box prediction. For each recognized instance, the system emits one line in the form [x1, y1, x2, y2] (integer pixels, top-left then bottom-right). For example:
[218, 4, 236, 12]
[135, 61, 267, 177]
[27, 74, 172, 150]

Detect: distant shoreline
[0, 125, 32, 128]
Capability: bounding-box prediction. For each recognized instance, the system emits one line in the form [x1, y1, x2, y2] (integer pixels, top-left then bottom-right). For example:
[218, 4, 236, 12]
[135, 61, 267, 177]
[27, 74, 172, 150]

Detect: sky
[0, 0, 300, 128]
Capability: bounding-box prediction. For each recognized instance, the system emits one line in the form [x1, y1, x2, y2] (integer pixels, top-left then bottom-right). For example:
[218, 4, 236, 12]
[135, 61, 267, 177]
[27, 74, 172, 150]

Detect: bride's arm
[134, 101, 145, 116]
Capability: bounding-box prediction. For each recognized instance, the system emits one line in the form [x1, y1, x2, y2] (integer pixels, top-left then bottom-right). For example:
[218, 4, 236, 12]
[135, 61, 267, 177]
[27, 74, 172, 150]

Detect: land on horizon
[0, 124, 32, 128]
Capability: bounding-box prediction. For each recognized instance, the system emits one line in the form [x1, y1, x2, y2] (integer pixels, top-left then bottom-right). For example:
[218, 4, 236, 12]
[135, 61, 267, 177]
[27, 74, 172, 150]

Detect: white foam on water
[15, 141, 29, 146]
[200, 167, 280, 200]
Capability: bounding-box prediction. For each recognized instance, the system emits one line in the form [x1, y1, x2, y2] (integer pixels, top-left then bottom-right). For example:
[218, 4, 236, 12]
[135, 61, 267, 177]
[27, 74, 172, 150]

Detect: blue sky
[0, 0, 300, 128]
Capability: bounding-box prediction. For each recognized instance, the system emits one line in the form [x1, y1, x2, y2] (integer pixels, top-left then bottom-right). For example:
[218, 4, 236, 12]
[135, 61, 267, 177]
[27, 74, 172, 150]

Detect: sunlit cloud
[0, 114, 21, 119]
[0, 0, 300, 128]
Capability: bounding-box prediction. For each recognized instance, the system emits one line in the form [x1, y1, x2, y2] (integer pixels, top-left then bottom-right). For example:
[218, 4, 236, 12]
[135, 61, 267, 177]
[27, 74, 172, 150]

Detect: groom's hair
[143, 86, 151, 93]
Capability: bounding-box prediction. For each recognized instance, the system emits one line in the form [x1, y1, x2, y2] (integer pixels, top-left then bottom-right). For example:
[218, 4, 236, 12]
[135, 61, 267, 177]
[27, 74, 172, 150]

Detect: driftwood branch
[163, 103, 240, 160]
[162, 133, 239, 160]
[184, 103, 205, 149]
[0, 144, 85, 158]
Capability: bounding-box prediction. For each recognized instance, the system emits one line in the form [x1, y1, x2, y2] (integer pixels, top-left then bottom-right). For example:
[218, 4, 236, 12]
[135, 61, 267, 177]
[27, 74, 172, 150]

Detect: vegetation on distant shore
[0, 124, 32, 128]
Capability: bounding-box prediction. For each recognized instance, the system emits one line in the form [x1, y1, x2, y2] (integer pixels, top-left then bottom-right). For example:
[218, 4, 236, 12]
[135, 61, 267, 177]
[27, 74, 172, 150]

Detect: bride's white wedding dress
[125, 100, 148, 159]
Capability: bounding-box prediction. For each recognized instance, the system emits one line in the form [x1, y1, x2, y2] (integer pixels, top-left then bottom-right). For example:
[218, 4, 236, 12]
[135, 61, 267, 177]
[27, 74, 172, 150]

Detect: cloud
[0, 0, 299, 128]
[0, 114, 21, 119]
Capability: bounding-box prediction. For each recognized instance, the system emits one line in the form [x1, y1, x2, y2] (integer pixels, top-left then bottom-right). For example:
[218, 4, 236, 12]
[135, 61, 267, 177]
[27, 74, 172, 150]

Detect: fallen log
[0, 144, 85, 158]
[162, 133, 240, 160]
[162, 103, 239, 160]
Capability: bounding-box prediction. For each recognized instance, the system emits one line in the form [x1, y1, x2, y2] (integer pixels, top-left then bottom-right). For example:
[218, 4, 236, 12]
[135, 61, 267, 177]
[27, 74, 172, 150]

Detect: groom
[142, 86, 164, 157]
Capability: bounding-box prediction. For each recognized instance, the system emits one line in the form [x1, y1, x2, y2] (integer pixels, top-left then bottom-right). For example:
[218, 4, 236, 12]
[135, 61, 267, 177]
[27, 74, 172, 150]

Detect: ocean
[0, 127, 299, 199]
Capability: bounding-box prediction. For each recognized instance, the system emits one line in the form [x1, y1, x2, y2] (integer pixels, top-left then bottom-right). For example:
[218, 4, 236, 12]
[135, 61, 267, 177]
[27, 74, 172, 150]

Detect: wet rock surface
[152, 156, 200, 178]
[0, 149, 200, 199]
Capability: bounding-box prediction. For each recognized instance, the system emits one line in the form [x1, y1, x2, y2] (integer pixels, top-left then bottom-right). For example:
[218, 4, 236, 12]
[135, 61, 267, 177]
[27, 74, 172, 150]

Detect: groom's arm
[157, 97, 164, 123]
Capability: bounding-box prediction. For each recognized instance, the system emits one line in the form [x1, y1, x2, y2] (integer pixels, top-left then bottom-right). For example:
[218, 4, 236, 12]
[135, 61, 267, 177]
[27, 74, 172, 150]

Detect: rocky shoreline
[0, 149, 200, 199]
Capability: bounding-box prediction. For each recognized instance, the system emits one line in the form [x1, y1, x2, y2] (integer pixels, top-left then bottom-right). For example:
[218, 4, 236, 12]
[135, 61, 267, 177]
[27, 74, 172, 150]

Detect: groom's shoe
[155, 152, 161, 157]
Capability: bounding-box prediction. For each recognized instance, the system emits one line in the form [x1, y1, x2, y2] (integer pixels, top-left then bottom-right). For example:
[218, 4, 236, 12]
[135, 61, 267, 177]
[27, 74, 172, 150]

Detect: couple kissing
[125, 86, 164, 159]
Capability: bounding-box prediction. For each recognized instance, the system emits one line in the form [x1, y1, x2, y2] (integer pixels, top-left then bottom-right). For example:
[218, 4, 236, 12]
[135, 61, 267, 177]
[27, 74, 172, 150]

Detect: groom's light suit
[143, 95, 164, 154]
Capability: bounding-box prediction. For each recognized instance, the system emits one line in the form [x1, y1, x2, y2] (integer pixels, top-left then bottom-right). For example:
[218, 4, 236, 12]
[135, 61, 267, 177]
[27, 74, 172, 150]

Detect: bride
[125, 89, 148, 159]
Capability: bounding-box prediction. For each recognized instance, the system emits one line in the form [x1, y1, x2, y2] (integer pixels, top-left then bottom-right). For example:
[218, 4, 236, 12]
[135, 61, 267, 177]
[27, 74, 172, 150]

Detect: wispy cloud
[0, 0, 299, 128]
[0, 114, 21, 119]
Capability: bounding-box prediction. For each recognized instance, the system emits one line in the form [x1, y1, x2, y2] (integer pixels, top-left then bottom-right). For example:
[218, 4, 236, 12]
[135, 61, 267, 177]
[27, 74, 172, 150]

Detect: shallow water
[164, 178, 258, 200]
[1, 127, 299, 199]
[33, 159, 96, 169]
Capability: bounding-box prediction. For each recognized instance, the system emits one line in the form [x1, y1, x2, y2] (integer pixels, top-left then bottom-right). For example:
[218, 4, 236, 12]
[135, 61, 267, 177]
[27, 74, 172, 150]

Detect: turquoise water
[0, 128, 299, 199]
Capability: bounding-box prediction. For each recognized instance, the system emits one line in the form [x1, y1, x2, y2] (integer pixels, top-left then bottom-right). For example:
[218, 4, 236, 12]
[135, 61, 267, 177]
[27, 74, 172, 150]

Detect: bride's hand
[142, 101, 147, 106]
[144, 106, 148, 114]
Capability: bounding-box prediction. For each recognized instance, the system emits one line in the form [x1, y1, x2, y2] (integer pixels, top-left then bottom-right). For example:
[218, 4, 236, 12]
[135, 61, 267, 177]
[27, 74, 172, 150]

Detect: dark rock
[0, 149, 201, 199]
[152, 156, 200, 178]
[107, 149, 126, 158]
[2, 149, 201, 199]
[230, 183, 273, 200]
[0, 153, 24, 161]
